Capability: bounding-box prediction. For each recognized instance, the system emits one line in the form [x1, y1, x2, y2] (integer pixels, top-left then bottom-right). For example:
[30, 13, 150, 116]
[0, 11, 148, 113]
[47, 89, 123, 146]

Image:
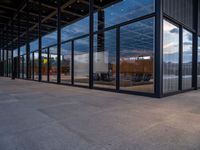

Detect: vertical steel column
[38, 0, 42, 82]
[0, 32, 2, 76]
[89, 0, 94, 88]
[6, 26, 8, 77]
[2, 32, 4, 76]
[0, 37, 1, 62]
[71, 40, 74, 85]
[26, 0, 30, 79]
[22, 55, 24, 79]
[17, 12, 21, 78]
[116, 27, 120, 91]
[11, 20, 14, 79]
[179, 27, 183, 91]
[32, 52, 34, 80]
[6, 49, 8, 77]
[192, 0, 199, 90]
[47, 48, 50, 82]
[155, 0, 163, 97]
[57, 0, 61, 84]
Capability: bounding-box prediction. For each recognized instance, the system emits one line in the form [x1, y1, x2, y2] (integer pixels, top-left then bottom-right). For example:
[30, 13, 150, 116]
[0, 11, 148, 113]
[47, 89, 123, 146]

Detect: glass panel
[61, 42, 71, 84]
[8, 59, 11, 77]
[21, 45, 26, 55]
[93, 29, 116, 89]
[34, 52, 39, 80]
[42, 49, 48, 81]
[94, 0, 155, 30]
[74, 37, 89, 86]
[7, 51, 12, 77]
[182, 29, 193, 90]
[198, 37, 200, 87]
[30, 40, 38, 52]
[61, 17, 89, 42]
[120, 18, 155, 93]
[42, 31, 57, 48]
[13, 49, 18, 57]
[20, 56, 23, 78]
[163, 20, 179, 93]
[49, 46, 57, 82]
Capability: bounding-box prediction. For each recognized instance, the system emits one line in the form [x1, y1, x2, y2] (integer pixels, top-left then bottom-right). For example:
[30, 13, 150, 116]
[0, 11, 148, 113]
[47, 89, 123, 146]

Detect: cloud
[170, 28, 179, 34]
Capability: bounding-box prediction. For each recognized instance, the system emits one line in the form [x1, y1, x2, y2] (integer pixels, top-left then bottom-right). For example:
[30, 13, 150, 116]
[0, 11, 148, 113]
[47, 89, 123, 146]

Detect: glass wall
[182, 29, 193, 90]
[49, 46, 57, 82]
[61, 42, 71, 84]
[120, 18, 155, 93]
[34, 51, 39, 80]
[198, 37, 200, 87]
[74, 37, 89, 86]
[42, 49, 48, 81]
[93, 29, 116, 89]
[0, 0, 157, 95]
[163, 20, 179, 94]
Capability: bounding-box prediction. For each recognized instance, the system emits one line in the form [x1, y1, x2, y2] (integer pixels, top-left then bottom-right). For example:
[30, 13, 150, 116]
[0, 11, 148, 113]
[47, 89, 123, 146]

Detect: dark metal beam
[192, 0, 199, 89]
[26, 0, 30, 79]
[11, 0, 85, 47]
[57, 0, 61, 83]
[17, 12, 20, 78]
[89, 0, 94, 88]
[38, 0, 42, 82]
[116, 27, 120, 91]
[71, 40, 74, 85]
[155, 0, 163, 97]
[2, 31, 5, 76]
[11, 19, 14, 79]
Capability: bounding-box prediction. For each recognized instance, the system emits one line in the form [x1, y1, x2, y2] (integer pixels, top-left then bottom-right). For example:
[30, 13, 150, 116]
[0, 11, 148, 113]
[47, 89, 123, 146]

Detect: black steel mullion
[179, 27, 183, 91]
[116, 27, 120, 91]
[17, 12, 21, 78]
[32, 52, 34, 80]
[0, 38, 1, 62]
[22, 55, 24, 79]
[89, 0, 94, 89]
[71, 40, 74, 85]
[11, 20, 14, 79]
[38, 0, 42, 82]
[6, 50, 8, 77]
[57, 0, 61, 84]
[192, 0, 198, 90]
[6, 27, 8, 77]
[2, 32, 4, 76]
[155, 0, 163, 97]
[47, 48, 50, 82]
[26, 0, 30, 79]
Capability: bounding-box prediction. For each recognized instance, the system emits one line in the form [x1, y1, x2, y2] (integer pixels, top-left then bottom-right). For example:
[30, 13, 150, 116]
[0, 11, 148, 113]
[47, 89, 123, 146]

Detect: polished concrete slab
[0, 77, 200, 150]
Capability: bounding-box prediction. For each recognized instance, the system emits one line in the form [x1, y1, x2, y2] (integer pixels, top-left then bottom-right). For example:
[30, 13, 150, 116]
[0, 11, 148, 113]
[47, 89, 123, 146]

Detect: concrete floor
[0, 77, 200, 150]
